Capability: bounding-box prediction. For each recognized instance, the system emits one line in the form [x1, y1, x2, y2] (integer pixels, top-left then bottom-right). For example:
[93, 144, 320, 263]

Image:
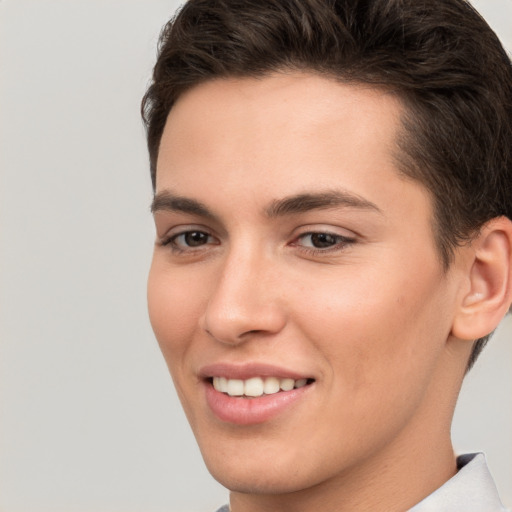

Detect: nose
[200, 248, 287, 345]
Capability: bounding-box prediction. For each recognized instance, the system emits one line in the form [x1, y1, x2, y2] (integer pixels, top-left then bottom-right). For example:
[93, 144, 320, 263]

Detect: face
[148, 73, 464, 497]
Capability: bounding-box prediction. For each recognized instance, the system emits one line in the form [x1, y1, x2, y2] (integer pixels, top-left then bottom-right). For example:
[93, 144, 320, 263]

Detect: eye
[163, 230, 217, 251]
[302, 233, 339, 248]
[178, 231, 210, 247]
[294, 231, 355, 252]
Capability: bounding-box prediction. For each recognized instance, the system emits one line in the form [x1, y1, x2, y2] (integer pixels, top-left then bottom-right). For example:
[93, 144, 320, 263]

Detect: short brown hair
[142, 0, 512, 368]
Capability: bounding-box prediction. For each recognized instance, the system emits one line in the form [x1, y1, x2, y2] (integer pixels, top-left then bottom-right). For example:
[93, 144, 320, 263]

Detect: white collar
[409, 453, 507, 512]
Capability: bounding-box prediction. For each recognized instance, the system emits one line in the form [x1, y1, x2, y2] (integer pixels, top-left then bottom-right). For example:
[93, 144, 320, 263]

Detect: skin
[148, 73, 480, 512]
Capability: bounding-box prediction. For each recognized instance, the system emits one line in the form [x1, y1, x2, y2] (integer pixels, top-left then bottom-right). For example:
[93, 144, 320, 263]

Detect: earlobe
[451, 217, 512, 341]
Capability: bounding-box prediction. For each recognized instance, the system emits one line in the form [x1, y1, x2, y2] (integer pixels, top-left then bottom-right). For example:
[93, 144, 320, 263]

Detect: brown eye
[309, 233, 338, 248]
[183, 231, 209, 247]
[295, 231, 355, 252]
[164, 230, 216, 251]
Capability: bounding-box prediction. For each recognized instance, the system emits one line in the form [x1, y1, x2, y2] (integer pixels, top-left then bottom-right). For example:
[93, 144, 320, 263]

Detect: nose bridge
[201, 240, 285, 344]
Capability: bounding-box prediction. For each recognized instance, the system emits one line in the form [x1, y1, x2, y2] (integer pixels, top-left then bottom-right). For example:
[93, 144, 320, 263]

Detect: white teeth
[294, 378, 308, 388]
[263, 377, 280, 394]
[213, 376, 228, 393]
[226, 379, 244, 396]
[219, 377, 228, 392]
[213, 376, 310, 397]
[279, 378, 295, 391]
[244, 377, 264, 397]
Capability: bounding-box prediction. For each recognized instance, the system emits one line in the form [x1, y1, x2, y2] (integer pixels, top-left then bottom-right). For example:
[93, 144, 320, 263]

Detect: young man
[143, 1, 512, 510]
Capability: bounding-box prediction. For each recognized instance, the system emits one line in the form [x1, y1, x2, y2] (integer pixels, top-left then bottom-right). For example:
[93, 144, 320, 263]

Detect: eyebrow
[151, 192, 216, 219]
[151, 189, 381, 218]
[265, 190, 382, 217]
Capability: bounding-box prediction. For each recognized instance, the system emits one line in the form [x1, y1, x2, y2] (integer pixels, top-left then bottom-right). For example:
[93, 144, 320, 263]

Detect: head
[142, 0, 512, 369]
[143, 0, 512, 507]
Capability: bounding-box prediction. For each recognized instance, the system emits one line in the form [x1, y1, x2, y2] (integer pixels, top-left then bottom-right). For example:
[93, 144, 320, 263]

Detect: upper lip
[199, 362, 313, 381]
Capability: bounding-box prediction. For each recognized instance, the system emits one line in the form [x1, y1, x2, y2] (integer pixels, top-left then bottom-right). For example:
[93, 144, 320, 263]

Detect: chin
[200, 442, 329, 496]
[208, 464, 311, 495]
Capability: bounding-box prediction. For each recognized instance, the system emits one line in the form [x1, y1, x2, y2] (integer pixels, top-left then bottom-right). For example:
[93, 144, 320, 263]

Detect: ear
[451, 216, 512, 341]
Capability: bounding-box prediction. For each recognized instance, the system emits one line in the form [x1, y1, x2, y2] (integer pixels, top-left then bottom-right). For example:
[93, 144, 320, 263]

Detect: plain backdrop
[0, 1, 511, 511]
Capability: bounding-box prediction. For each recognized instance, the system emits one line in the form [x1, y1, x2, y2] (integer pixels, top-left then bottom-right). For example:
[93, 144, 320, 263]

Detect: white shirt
[410, 453, 507, 512]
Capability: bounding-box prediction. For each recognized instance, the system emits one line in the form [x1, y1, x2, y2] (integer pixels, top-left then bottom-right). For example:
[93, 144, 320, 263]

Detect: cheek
[147, 260, 205, 369]
[294, 259, 451, 395]
[281, 264, 453, 468]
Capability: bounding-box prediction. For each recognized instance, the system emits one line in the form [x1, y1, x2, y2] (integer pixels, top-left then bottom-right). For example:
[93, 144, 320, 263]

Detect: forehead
[155, 72, 427, 222]
[160, 73, 404, 165]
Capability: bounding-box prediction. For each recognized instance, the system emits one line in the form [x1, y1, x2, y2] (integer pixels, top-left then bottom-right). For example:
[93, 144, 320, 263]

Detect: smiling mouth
[209, 376, 315, 398]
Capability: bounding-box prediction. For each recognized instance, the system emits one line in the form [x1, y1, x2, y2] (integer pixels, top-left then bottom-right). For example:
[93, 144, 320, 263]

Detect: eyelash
[161, 230, 218, 253]
[292, 232, 356, 255]
[160, 230, 356, 256]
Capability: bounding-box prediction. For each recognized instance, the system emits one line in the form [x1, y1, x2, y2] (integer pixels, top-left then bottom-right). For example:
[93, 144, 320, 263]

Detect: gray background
[0, 1, 510, 511]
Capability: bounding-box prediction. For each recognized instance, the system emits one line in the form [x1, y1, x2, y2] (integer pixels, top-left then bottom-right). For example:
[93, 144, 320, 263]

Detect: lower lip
[204, 381, 312, 425]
